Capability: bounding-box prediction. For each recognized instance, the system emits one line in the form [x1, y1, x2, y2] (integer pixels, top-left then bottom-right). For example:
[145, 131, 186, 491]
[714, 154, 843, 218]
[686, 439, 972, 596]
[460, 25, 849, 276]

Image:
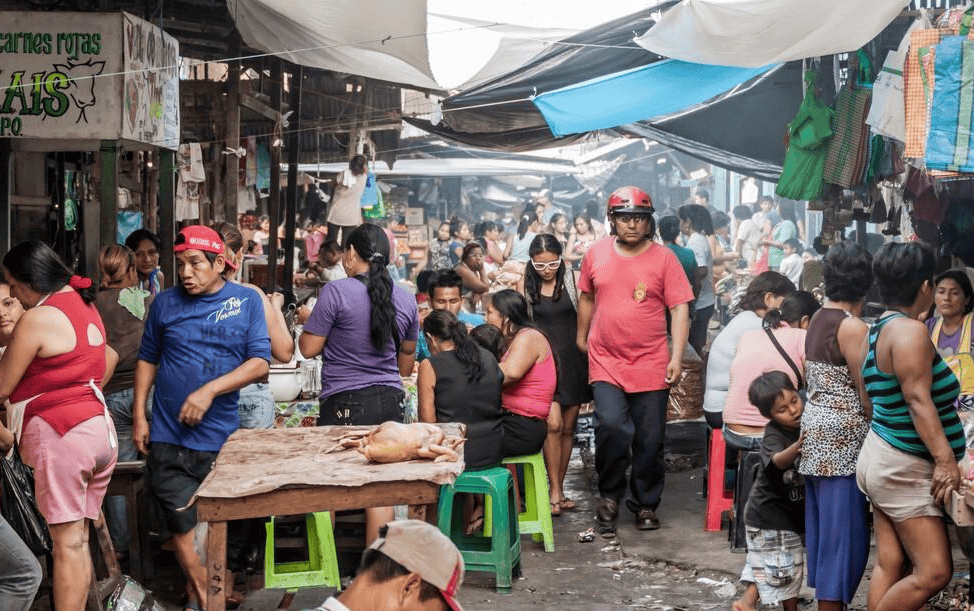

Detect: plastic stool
[438, 467, 522, 593]
[705, 429, 734, 531]
[264, 512, 341, 591]
[502, 452, 554, 552]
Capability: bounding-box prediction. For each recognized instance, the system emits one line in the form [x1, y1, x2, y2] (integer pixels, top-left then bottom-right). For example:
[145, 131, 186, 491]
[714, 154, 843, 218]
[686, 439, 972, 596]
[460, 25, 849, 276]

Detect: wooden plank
[205, 521, 228, 611]
[240, 93, 279, 122]
[197, 480, 439, 522]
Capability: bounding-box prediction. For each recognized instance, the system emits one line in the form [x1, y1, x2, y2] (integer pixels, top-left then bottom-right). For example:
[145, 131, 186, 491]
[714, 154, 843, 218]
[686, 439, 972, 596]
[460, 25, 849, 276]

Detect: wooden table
[193, 424, 465, 611]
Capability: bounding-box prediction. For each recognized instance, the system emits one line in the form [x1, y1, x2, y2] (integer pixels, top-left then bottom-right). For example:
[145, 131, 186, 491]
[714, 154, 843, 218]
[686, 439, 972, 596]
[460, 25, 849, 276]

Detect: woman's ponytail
[346, 224, 399, 352]
[424, 310, 483, 382]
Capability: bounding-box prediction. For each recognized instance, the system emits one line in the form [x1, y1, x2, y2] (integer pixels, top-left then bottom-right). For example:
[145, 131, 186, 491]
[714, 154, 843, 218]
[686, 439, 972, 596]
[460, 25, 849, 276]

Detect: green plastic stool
[264, 512, 341, 591]
[438, 467, 522, 593]
[503, 452, 554, 552]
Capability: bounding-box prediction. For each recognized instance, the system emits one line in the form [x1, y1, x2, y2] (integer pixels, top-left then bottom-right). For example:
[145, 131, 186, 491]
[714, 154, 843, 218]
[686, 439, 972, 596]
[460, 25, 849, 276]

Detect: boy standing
[734, 371, 806, 611]
[778, 239, 803, 288]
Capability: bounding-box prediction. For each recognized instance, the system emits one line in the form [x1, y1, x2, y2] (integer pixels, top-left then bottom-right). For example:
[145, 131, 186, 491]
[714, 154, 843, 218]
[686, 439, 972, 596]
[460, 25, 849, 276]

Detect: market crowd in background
[2, 168, 974, 611]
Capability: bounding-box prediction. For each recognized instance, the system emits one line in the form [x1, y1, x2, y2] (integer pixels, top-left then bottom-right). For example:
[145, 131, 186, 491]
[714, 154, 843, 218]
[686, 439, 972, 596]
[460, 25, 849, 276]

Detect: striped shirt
[862, 313, 965, 462]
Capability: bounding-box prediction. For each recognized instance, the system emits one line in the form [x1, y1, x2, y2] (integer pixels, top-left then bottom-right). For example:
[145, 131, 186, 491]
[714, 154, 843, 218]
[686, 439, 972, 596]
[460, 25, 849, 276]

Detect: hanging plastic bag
[360, 171, 379, 210]
[926, 34, 974, 173]
[776, 70, 834, 201]
[868, 10, 933, 142]
[0, 447, 52, 556]
[362, 187, 386, 220]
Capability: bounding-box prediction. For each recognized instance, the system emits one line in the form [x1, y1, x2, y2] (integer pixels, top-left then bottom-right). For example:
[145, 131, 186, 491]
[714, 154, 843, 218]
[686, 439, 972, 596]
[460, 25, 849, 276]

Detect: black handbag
[0, 446, 52, 556]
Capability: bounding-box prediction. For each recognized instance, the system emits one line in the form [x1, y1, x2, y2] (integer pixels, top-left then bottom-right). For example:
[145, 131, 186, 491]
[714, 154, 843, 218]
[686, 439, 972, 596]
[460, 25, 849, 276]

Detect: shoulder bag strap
[961, 314, 974, 355]
[765, 327, 804, 391]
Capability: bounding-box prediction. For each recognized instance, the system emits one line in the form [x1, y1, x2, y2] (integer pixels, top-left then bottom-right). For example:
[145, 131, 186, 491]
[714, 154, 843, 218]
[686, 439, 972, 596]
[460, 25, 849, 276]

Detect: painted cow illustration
[51, 58, 106, 124]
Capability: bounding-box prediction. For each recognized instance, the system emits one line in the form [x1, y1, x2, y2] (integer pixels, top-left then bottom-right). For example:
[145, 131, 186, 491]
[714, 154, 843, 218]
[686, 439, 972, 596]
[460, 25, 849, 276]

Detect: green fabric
[117, 287, 150, 320]
[776, 70, 834, 201]
[769, 220, 797, 269]
[666, 243, 697, 285]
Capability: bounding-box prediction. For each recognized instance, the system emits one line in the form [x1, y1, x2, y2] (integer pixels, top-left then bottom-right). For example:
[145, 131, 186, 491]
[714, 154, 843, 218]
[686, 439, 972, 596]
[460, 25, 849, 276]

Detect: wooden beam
[159, 149, 175, 284]
[266, 58, 282, 293]
[223, 32, 241, 224]
[196, 481, 440, 522]
[239, 93, 280, 122]
[283, 63, 302, 297]
[0, 141, 10, 255]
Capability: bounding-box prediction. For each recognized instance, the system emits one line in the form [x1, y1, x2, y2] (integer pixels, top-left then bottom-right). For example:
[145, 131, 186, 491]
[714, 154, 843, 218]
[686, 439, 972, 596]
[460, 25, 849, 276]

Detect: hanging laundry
[256, 139, 271, 190]
[176, 143, 206, 221]
[245, 136, 258, 186]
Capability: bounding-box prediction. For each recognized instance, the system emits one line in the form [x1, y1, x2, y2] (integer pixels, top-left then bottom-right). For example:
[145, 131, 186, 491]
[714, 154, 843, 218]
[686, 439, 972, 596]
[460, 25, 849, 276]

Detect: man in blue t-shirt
[133, 225, 270, 610]
[415, 269, 485, 361]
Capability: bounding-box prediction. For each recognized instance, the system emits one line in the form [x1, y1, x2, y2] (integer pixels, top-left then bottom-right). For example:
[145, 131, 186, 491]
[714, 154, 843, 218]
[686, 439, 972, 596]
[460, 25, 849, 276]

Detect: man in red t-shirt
[577, 187, 693, 534]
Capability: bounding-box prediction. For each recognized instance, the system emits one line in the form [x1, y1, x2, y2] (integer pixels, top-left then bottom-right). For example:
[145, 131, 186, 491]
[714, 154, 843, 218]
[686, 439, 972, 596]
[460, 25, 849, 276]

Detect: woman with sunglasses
[520, 234, 592, 515]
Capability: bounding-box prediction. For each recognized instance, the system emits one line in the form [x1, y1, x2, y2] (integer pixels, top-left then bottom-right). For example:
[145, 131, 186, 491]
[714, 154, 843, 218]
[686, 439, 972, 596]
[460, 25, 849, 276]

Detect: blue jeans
[238, 382, 275, 429]
[593, 382, 669, 513]
[103, 387, 152, 552]
[0, 516, 41, 611]
[723, 426, 763, 452]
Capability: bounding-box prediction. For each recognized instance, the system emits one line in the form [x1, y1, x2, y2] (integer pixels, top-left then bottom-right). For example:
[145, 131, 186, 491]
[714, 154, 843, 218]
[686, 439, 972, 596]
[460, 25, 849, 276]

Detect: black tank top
[428, 347, 505, 469]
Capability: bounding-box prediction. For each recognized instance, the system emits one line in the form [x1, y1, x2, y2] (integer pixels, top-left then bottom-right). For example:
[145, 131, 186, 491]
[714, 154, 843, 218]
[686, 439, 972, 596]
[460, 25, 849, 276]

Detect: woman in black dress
[521, 233, 592, 514]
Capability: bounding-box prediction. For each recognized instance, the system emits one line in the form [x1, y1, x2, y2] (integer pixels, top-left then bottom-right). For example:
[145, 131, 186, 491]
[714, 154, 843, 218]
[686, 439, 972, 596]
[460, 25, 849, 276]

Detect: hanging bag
[0, 445, 52, 556]
[925, 28, 974, 173]
[823, 51, 874, 188]
[868, 11, 933, 142]
[776, 70, 834, 201]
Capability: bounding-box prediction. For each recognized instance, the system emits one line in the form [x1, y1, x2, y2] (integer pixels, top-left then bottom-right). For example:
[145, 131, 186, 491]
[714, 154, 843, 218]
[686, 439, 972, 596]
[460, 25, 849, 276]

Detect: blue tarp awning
[532, 59, 777, 137]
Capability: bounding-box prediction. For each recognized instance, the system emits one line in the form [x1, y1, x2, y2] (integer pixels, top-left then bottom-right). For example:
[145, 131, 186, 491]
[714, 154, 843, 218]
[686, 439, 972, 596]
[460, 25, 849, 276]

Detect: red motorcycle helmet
[607, 186, 654, 215]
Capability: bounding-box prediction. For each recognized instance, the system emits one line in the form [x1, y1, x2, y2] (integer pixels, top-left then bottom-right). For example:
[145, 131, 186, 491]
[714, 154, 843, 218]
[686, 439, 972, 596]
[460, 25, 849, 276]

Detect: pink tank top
[502, 329, 556, 420]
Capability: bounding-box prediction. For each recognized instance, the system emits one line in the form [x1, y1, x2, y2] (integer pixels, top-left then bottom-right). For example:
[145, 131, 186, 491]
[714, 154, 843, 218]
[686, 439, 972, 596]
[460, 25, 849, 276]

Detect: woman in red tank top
[0, 241, 117, 611]
[485, 290, 561, 508]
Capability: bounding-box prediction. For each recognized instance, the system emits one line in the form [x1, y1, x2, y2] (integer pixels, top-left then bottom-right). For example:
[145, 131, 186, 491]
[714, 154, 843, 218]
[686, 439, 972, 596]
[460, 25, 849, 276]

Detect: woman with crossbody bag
[723, 291, 822, 451]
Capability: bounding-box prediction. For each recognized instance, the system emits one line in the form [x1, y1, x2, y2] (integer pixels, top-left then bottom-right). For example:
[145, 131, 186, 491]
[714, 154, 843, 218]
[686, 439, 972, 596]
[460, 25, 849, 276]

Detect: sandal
[550, 500, 562, 517]
[560, 496, 576, 510]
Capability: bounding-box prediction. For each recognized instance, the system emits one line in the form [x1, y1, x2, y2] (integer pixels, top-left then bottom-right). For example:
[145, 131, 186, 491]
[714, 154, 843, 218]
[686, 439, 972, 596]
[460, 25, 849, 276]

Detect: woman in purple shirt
[299, 223, 419, 543]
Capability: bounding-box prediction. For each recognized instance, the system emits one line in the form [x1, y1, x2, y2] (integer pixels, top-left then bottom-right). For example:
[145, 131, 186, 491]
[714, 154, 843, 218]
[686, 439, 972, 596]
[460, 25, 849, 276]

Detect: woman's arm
[104, 345, 119, 389]
[487, 240, 505, 265]
[499, 331, 544, 385]
[299, 331, 326, 359]
[417, 359, 437, 423]
[0, 309, 45, 403]
[892, 322, 961, 504]
[837, 315, 873, 419]
[397, 339, 417, 377]
[456, 264, 490, 294]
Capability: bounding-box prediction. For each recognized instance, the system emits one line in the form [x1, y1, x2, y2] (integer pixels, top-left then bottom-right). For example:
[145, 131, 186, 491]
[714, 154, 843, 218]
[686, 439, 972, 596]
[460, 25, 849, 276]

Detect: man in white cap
[314, 520, 464, 611]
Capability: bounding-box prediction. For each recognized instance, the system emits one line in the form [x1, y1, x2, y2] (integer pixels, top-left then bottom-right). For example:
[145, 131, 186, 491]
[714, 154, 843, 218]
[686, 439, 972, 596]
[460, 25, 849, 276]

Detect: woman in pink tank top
[0, 241, 117, 611]
[485, 290, 561, 504]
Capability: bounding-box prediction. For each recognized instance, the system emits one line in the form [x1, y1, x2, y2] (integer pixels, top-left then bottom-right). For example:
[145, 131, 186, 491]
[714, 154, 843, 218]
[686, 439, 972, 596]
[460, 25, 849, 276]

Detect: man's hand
[665, 356, 682, 386]
[576, 337, 588, 354]
[133, 415, 150, 455]
[179, 385, 216, 427]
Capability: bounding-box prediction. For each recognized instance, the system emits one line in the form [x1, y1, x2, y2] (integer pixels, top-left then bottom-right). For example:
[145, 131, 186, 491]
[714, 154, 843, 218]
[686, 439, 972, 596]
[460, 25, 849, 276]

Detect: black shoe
[595, 497, 619, 534]
[635, 508, 660, 531]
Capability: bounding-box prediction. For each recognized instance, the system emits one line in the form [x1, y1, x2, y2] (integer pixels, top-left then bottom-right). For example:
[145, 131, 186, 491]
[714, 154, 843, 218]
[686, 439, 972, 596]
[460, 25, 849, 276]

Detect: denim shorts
[238, 382, 275, 430]
[318, 385, 405, 426]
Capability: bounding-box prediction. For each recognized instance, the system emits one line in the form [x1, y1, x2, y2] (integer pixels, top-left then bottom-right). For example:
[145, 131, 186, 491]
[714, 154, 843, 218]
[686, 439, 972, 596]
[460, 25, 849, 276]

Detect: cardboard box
[405, 207, 425, 225]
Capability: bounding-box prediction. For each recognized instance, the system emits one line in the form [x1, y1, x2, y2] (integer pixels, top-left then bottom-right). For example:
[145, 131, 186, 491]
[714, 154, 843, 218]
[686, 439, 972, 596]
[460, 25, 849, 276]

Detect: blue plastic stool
[264, 512, 341, 591]
[503, 452, 554, 552]
[438, 467, 522, 593]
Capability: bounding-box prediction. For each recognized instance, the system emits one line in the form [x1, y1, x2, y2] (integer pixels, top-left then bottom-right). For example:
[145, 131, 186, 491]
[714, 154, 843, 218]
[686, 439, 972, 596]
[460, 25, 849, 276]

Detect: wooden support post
[205, 521, 228, 611]
[0, 140, 11, 255]
[87, 141, 118, 276]
[266, 59, 282, 293]
[159, 149, 175, 284]
[224, 32, 241, 225]
[283, 64, 302, 298]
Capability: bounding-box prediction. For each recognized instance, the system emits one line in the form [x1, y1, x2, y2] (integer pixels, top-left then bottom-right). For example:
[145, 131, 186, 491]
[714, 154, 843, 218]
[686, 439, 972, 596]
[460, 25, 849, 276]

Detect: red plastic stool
[705, 428, 734, 531]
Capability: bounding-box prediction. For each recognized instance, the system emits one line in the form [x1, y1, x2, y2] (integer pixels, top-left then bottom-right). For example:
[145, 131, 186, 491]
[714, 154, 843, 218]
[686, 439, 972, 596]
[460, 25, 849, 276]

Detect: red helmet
[607, 186, 654, 215]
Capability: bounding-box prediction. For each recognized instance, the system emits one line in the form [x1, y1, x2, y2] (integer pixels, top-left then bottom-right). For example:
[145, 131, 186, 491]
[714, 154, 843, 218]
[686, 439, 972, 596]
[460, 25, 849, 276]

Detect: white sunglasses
[531, 259, 562, 271]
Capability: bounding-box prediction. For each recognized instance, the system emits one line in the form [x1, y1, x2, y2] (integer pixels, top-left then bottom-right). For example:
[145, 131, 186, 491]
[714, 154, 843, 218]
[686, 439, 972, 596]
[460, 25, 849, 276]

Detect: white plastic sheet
[635, 0, 910, 68]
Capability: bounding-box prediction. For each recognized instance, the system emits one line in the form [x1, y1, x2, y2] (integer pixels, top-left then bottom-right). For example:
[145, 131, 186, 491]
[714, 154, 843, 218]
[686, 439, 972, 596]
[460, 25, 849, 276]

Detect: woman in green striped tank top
[852, 243, 964, 611]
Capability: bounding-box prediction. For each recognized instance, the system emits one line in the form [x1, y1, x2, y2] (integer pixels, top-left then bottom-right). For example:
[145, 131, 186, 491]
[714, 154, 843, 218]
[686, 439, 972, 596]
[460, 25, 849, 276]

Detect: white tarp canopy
[635, 0, 910, 68]
[226, 0, 652, 91]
